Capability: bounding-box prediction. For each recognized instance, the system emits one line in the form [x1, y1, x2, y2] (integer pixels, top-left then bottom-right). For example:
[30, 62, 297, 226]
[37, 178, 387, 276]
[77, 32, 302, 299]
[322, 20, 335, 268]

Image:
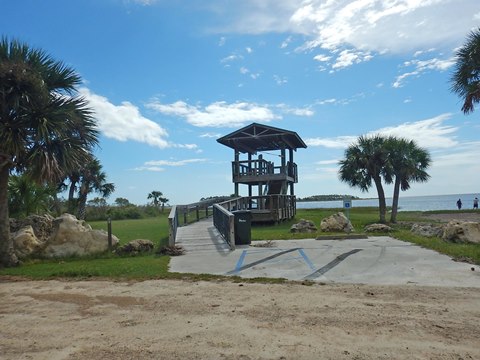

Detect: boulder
[320, 212, 354, 233]
[12, 225, 44, 258]
[290, 219, 317, 233]
[364, 223, 393, 233]
[442, 221, 480, 244]
[11, 213, 119, 258]
[116, 239, 154, 255]
[411, 223, 444, 237]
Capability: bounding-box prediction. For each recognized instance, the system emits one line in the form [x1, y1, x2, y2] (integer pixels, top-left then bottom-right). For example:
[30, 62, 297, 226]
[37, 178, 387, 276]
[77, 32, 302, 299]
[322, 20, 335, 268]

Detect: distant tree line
[297, 194, 360, 202]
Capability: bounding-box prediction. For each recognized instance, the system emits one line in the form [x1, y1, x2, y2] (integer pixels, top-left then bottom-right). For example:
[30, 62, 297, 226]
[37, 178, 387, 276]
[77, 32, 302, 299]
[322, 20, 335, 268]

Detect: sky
[3, 0, 480, 205]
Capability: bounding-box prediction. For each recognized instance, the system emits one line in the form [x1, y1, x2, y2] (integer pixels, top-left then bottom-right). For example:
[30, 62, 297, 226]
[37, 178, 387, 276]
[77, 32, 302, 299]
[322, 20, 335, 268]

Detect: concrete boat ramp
[169, 218, 480, 287]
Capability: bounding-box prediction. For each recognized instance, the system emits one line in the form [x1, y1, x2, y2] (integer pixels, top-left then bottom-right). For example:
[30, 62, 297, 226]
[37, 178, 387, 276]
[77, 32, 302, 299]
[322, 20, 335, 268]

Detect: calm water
[297, 193, 479, 212]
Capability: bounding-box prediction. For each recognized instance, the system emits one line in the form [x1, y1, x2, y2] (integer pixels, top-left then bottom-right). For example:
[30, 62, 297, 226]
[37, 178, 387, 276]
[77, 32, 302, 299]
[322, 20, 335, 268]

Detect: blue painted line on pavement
[227, 248, 300, 275]
[297, 248, 316, 271]
[233, 250, 248, 274]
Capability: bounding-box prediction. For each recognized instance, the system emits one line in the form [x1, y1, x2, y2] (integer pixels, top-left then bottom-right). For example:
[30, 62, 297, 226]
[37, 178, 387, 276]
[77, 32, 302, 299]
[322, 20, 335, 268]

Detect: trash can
[233, 210, 251, 245]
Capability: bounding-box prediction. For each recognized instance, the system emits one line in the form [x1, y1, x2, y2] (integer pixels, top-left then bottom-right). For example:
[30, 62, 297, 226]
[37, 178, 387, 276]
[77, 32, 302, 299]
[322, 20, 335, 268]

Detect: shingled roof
[216, 123, 307, 154]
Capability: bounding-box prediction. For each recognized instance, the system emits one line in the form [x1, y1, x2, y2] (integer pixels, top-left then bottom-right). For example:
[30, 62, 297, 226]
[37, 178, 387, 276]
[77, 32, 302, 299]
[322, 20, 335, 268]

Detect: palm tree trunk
[0, 164, 19, 267]
[67, 181, 77, 214]
[77, 192, 87, 220]
[373, 176, 387, 223]
[390, 178, 401, 223]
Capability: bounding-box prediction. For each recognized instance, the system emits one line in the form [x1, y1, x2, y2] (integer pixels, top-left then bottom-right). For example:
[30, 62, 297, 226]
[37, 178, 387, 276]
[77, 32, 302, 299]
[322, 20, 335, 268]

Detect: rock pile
[10, 213, 119, 258]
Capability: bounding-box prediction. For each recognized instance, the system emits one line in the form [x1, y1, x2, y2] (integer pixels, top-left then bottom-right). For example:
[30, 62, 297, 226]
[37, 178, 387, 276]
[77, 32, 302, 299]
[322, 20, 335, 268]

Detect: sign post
[343, 197, 352, 220]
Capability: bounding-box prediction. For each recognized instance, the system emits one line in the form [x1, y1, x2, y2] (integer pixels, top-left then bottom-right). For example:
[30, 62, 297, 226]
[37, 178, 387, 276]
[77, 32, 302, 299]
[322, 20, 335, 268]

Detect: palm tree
[8, 174, 56, 217]
[148, 191, 169, 212]
[451, 28, 480, 114]
[338, 135, 391, 223]
[0, 37, 98, 267]
[385, 137, 431, 223]
[76, 158, 115, 220]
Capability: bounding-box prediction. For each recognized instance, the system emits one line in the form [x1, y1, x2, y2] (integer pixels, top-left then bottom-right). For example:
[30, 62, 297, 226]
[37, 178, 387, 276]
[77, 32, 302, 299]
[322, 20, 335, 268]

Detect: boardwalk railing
[168, 205, 179, 246]
[212, 204, 235, 250]
[168, 198, 227, 245]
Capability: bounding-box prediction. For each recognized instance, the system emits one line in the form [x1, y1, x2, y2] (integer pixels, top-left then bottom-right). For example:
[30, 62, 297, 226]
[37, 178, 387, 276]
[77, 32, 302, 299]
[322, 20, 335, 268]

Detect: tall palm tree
[0, 37, 98, 267]
[451, 28, 480, 114]
[385, 137, 431, 223]
[76, 158, 115, 220]
[338, 135, 391, 223]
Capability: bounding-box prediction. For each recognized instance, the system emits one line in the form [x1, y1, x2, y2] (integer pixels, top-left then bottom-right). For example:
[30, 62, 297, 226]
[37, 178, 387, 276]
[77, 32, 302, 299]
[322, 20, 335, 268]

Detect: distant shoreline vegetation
[297, 195, 361, 202]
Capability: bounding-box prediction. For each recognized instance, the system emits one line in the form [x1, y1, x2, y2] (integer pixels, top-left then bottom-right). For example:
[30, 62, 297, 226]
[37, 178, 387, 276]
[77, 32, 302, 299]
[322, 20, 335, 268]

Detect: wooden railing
[232, 160, 298, 183]
[167, 201, 214, 245]
[212, 204, 235, 250]
[168, 205, 179, 246]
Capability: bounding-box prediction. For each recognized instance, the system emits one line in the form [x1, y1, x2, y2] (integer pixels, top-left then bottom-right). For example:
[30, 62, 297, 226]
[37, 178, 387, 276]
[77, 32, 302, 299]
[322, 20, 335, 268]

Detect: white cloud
[313, 54, 331, 62]
[240, 67, 249, 74]
[276, 104, 314, 117]
[273, 74, 288, 85]
[281, 36, 293, 49]
[211, 0, 478, 70]
[79, 88, 170, 149]
[246, 47, 253, 53]
[316, 159, 340, 165]
[147, 99, 279, 127]
[221, 54, 243, 63]
[145, 159, 207, 167]
[200, 132, 222, 138]
[218, 36, 226, 46]
[393, 56, 455, 87]
[332, 49, 372, 70]
[305, 113, 458, 149]
[305, 136, 357, 149]
[133, 158, 207, 172]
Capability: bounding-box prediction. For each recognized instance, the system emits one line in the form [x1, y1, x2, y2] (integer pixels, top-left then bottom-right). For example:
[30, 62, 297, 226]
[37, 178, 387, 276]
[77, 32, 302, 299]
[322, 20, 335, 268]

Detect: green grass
[89, 216, 170, 247]
[1, 208, 479, 280]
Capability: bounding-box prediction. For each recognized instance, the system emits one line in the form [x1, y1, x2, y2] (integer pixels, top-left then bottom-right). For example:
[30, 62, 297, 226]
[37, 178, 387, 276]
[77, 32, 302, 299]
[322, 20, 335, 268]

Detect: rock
[116, 239, 154, 255]
[364, 223, 393, 233]
[43, 214, 119, 258]
[11, 213, 120, 258]
[320, 212, 354, 233]
[10, 214, 55, 243]
[12, 225, 44, 258]
[290, 219, 317, 233]
[442, 221, 480, 244]
[411, 223, 444, 237]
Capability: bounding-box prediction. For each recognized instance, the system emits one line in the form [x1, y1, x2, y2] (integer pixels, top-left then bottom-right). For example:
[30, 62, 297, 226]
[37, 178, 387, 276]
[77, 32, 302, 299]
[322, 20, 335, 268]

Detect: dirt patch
[1, 278, 479, 359]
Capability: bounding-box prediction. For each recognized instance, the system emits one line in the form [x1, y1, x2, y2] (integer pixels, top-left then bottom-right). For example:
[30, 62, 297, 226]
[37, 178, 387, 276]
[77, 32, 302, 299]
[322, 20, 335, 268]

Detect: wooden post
[107, 217, 112, 250]
[183, 207, 187, 225]
[196, 206, 199, 221]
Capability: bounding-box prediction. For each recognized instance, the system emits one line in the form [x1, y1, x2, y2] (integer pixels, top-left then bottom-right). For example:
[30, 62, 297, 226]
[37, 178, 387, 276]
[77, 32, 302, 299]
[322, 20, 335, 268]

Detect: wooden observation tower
[217, 123, 307, 223]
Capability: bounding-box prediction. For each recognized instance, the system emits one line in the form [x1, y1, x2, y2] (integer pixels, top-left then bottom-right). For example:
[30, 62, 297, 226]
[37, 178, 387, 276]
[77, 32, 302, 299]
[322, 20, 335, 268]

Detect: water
[296, 193, 479, 212]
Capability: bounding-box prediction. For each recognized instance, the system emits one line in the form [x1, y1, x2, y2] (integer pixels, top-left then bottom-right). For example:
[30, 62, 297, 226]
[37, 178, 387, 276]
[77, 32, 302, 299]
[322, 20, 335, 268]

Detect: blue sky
[3, 0, 480, 205]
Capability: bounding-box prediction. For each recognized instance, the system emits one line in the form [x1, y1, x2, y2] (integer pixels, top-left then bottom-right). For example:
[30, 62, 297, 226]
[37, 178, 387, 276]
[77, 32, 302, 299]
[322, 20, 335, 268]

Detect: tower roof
[216, 123, 307, 154]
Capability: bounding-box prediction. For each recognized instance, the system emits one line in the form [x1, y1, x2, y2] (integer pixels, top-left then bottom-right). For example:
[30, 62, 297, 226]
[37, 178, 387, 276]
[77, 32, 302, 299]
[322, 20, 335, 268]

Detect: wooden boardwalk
[175, 218, 231, 253]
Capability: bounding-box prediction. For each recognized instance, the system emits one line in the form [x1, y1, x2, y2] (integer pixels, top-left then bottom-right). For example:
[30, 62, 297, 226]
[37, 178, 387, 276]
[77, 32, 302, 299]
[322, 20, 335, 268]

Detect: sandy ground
[0, 278, 479, 360]
[1, 211, 479, 360]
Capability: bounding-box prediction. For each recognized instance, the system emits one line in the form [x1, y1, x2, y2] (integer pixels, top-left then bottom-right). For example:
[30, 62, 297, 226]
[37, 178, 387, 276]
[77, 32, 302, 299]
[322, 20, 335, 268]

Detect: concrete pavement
[169, 218, 480, 287]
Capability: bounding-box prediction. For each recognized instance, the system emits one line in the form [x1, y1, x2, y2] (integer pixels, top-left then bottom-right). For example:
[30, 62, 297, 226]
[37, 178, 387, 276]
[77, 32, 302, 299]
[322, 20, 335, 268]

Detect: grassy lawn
[1, 208, 479, 279]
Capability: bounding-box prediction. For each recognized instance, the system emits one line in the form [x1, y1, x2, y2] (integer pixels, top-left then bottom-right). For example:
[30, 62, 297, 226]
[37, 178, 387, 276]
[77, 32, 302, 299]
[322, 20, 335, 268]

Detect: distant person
[474, 197, 479, 210]
[457, 198, 462, 210]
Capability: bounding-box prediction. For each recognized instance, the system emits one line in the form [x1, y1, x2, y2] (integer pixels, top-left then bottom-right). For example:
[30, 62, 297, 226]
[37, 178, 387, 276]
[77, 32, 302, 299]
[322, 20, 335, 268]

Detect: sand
[1, 278, 479, 360]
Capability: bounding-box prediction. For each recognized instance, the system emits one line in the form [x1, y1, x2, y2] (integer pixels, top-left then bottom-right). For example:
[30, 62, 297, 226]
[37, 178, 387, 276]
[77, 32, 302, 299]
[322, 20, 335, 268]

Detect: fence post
[196, 206, 200, 221]
[107, 217, 112, 250]
[183, 207, 187, 225]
